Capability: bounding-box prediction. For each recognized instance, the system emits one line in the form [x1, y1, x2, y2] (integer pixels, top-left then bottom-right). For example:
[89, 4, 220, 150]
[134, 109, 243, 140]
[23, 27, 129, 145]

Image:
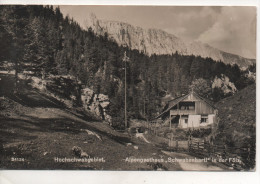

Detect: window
[179, 102, 195, 110]
[182, 115, 188, 124]
[189, 105, 195, 110]
[201, 115, 208, 123]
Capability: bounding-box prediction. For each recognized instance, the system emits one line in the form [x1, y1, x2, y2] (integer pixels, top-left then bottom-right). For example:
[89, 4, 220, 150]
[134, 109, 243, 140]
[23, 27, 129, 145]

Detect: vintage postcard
[0, 5, 256, 171]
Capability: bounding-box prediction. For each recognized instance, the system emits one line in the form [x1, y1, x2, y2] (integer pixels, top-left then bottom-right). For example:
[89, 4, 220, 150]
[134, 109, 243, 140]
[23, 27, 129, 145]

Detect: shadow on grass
[0, 114, 132, 146]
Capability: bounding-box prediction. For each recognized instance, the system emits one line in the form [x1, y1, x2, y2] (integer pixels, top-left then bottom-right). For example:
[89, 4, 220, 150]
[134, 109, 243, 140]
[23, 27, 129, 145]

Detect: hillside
[0, 5, 256, 171]
[0, 73, 170, 170]
[84, 13, 255, 68]
[1, 5, 254, 126]
[215, 84, 256, 169]
[0, 73, 232, 171]
[216, 84, 255, 137]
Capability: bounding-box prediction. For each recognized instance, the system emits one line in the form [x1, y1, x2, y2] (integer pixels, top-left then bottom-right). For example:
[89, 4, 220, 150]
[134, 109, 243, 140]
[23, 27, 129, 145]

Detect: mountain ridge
[84, 13, 255, 68]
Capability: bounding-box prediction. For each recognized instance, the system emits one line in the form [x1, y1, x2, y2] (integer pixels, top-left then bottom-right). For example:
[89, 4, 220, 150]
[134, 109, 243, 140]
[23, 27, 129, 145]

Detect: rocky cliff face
[84, 13, 255, 68]
[81, 88, 112, 123]
[212, 74, 237, 95]
[23, 74, 112, 123]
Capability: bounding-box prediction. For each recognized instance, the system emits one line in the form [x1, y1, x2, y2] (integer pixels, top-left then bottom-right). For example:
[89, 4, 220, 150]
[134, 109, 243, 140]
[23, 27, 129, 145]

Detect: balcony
[170, 109, 196, 115]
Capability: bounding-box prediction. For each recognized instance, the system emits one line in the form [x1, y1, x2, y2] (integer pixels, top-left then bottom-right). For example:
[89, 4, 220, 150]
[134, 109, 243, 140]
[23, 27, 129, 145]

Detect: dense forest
[0, 5, 255, 128]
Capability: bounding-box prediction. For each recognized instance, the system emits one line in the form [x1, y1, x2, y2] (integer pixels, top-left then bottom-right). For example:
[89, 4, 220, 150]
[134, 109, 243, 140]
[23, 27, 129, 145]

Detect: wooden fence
[168, 137, 255, 170]
[146, 124, 255, 170]
[168, 139, 189, 150]
[168, 138, 253, 156]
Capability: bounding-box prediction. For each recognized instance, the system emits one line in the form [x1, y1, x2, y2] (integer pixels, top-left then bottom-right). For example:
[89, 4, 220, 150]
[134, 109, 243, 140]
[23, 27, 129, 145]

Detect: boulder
[212, 74, 237, 95]
[72, 146, 89, 158]
[81, 88, 94, 104]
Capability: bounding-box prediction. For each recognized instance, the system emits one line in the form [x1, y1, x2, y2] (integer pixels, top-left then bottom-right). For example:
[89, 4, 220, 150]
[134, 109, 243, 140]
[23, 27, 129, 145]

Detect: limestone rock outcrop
[84, 13, 255, 68]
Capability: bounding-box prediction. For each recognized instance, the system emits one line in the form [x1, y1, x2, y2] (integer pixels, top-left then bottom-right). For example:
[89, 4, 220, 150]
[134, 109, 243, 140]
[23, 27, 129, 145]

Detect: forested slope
[215, 84, 256, 169]
[0, 5, 255, 127]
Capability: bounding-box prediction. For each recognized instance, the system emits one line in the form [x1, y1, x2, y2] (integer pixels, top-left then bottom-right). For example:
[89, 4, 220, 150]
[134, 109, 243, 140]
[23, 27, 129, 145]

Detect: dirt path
[162, 151, 231, 171]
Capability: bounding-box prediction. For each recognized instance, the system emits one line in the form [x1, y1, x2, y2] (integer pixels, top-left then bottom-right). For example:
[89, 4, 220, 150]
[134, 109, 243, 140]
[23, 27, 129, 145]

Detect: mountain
[84, 13, 255, 68]
[0, 6, 254, 128]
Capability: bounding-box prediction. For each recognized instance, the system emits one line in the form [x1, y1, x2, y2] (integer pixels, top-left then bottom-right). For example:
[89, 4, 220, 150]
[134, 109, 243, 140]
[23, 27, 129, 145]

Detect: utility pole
[123, 51, 129, 129]
[13, 12, 18, 93]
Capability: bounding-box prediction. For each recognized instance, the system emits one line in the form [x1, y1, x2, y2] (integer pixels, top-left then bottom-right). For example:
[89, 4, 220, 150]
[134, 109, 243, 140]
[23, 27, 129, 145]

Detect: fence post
[247, 147, 251, 162]
[187, 140, 189, 152]
[188, 136, 191, 152]
[171, 133, 173, 147]
[206, 141, 210, 157]
[197, 142, 199, 151]
[223, 145, 226, 158]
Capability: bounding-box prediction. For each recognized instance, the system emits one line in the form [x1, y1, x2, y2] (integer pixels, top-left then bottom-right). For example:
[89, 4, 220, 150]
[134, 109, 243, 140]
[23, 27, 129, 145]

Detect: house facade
[154, 91, 218, 129]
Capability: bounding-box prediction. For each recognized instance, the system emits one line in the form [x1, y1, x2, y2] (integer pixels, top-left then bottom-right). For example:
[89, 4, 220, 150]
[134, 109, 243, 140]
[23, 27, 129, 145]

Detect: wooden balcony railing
[170, 109, 196, 115]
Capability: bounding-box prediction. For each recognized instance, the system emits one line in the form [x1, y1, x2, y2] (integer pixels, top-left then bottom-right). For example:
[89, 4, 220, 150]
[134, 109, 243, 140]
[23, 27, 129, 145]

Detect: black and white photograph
[0, 4, 256, 171]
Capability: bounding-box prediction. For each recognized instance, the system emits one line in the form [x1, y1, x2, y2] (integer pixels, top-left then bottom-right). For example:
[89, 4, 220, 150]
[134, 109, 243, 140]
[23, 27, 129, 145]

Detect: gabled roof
[152, 91, 216, 120]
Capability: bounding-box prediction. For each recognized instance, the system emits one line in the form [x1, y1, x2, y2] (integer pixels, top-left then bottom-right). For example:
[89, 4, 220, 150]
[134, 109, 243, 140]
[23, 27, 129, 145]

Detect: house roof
[152, 91, 216, 120]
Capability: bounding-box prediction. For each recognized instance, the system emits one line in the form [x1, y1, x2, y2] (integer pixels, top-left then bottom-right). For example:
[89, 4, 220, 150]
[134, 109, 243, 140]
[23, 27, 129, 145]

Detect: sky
[58, 6, 256, 59]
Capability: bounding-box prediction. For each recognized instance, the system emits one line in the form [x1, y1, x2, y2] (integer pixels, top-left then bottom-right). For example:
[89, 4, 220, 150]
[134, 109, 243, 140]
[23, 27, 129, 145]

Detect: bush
[137, 126, 145, 133]
[130, 127, 137, 134]
[187, 128, 212, 138]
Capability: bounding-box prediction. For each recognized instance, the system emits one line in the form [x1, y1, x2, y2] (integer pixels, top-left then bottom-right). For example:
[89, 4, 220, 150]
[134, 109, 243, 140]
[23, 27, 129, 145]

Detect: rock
[80, 151, 89, 158]
[85, 13, 254, 68]
[27, 74, 112, 123]
[135, 133, 150, 143]
[81, 87, 111, 123]
[84, 129, 102, 141]
[126, 143, 132, 146]
[104, 113, 112, 123]
[30, 76, 47, 91]
[212, 74, 237, 95]
[98, 94, 109, 102]
[81, 88, 94, 104]
[246, 70, 256, 81]
[72, 146, 89, 158]
[100, 101, 109, 109]
[133, 146, 139, 150]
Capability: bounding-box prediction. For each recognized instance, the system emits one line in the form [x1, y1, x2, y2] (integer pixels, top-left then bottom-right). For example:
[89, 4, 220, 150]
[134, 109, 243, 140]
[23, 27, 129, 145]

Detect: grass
[0, 73, 181, 170]
[215, 84, 256, 170]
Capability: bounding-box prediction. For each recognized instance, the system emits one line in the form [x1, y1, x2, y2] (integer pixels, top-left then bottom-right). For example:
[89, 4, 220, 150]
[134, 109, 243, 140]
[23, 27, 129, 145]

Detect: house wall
[170, 93, 215, 115]
[182, 93, 200, 101]
[208, 114, 216, 124]
[179, 117, 188, 128]
[178, 114, 216, 128]
[195, 101, 215, 114]
[170, 101, 215, 116]
[163, 92, 218, 130]
[188, 115, 201, 127]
